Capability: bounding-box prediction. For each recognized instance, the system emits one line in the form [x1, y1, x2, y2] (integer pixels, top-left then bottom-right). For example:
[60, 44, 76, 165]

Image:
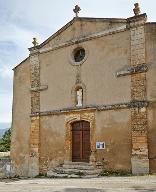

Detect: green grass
[34, 173, 47, 178]
[75, 171, 85, 177]
[99, 170, 132, 177]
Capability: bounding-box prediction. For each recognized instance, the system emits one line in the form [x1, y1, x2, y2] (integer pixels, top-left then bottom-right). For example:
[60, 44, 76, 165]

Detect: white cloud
[0, 0, 156, 126]
[8, 0, 156, 23]
[0, 65, 13, 79]
[0, 93, 12, 123]
[0, 23, 35, 49]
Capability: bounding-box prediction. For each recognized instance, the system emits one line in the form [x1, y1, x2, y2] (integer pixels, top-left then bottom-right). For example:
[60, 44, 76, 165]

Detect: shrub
[0, 129, 11, 152]
[99, 170, 131, 177]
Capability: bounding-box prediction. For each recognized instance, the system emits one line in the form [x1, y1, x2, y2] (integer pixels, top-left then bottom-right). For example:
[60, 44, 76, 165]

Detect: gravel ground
[0, 176, 156, 192]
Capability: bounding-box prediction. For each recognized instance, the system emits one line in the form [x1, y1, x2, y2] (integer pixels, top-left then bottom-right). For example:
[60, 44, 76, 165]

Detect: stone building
[11, 4, 156, 176]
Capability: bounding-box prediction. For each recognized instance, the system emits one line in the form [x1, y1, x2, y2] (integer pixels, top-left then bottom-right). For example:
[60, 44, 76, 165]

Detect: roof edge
[37, 17, 127, 49]
[146, 22, 156, 24]
[38, 17, 75, 48]
[13, 57, 29, 71]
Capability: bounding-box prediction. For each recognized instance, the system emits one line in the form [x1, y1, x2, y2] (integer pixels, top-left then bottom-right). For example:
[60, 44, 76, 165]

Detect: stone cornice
[30, 100, 149, 117]
[39, 24, 127, 54]
[29, 46, 40, 55]
[127, 13, 147, 28]
[30, 85, 48, 92]
[116, 64, 148, 77]
[37, 17, 126, 49]
[127, 13, 147, 22]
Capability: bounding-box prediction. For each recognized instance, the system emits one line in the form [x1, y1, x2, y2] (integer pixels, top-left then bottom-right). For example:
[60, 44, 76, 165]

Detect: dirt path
[0, 176, 156, 191]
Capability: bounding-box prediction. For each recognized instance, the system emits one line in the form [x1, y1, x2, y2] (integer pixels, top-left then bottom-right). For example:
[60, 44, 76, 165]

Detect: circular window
[69, 46, 88, 66]
[73, 48, 85, 62]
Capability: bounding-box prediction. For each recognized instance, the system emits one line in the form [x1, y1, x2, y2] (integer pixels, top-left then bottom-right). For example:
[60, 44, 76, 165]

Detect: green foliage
[0, 129, 11, 152]
[99, 170, 132, 177]
[35, 173, 47, 178]
[75, 171, 85, 177]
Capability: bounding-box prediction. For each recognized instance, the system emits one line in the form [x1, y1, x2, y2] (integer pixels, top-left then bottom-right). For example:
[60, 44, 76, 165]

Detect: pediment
[39, 17, 126, 49]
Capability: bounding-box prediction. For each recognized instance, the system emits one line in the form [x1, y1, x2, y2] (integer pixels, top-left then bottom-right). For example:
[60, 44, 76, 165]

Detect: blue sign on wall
[96, 142, 105, 149]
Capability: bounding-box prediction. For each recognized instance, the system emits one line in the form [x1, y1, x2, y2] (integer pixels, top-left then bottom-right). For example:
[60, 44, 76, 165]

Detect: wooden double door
[72, 121, 91, 162]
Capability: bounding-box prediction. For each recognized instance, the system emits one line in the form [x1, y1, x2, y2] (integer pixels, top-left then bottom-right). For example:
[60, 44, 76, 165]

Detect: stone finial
[32, 37, 39, 47]
[133, 3, 141, 16]
[73, 5, 81, 17]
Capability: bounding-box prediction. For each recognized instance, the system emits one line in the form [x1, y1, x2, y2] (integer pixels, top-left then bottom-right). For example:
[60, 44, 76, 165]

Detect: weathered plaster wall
[146, 23, 156, 101]
[39, 109, 131, 173]
[145, 23, 156, 172]
[39, 115, 66, 173]
[148, 103, 156, 172]
[40, 48, 75, 111]
[96, 110, 131, 171]
[81, 31, 131, 105]
[40, 30, 131, 111]
[11, 59, 31, 176]
[36, 25, 132, 173]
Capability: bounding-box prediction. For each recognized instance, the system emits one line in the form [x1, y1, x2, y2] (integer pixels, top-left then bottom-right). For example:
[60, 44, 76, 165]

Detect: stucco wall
[81, 31, 131, 105]
[146, 23, 156, 101]
[39, 109, 131, 172]
[39, 115, 66, 172]
[145, 23, 156, 172]
[40, 30, 131, 111]
[40, 48, 75, 111]
[95, 109, 131, 171]
[11, 59, 31, 176]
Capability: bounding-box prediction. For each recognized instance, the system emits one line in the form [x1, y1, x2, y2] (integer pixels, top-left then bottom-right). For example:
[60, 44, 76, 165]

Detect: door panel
[72, 121, 90, 162]
[82, 130, 90, 161]
[72, 131, 81, 161]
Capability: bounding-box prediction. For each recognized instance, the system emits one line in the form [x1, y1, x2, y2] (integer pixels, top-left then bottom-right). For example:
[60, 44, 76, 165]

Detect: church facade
[11, 4, 156, 176]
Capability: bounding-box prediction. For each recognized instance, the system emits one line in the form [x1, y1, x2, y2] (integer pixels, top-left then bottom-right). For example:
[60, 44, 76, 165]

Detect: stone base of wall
[28, 156, 39, 177]
[0, 158, 11, 178]
[131, 157, 149, 174]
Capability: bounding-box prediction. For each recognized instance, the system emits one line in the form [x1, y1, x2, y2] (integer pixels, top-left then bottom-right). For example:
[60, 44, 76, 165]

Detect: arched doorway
[72, 120, 91, 162]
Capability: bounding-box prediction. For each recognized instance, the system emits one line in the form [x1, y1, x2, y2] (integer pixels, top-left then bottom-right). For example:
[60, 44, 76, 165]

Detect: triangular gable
[39, 17, 127, 49]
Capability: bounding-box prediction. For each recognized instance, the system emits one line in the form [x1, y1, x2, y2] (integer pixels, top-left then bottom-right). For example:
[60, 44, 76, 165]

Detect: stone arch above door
[64, 111, 96, 165]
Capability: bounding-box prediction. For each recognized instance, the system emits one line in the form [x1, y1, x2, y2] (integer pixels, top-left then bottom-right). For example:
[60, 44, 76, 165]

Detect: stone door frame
[64, 111, 96, 165]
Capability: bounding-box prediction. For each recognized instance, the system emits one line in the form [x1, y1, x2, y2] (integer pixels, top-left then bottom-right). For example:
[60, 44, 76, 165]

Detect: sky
[0, 0, 156, 129]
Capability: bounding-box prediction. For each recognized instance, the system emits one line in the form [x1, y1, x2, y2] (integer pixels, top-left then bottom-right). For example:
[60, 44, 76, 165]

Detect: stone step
[62, 164, 95, 170]
[63, 162, 91, 166]
[47, 171, 69, 178]
[54, 167, 101, 175]
[47, 162, 102, 178]
[47, 170, 99, 178]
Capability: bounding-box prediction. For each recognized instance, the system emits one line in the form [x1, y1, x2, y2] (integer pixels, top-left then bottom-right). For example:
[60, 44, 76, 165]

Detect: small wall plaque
[96, 142, 105, 149]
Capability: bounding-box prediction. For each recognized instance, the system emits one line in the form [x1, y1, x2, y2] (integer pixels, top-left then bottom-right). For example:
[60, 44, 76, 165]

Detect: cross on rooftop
[73, 5, 81, 17]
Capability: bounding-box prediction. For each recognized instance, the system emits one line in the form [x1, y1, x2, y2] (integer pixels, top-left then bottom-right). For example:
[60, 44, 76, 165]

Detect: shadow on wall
[64, 189, 105, 192]
[64, 187, 156, 192]
[132, 185, 156, 191]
